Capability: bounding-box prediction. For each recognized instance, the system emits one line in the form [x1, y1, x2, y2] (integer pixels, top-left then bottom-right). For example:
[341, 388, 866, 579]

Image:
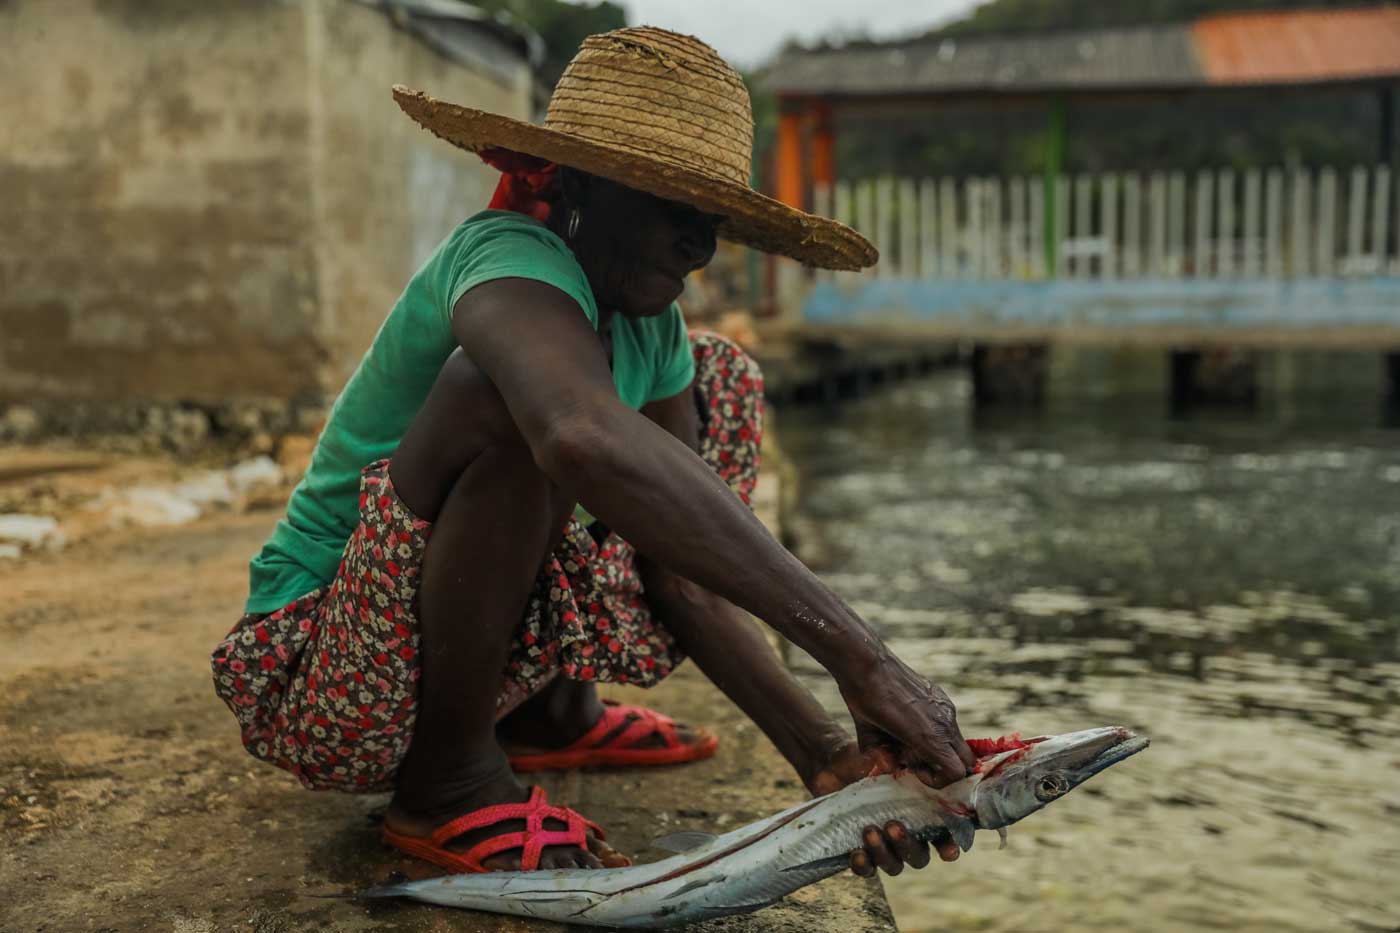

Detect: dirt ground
[0, 446, 894, 933]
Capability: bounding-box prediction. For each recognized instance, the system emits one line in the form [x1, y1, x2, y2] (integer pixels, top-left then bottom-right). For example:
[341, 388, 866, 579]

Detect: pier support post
[1169, 348, 1259, 411]
[970, 343, 1049, 406]
[1386, 352, 1400, 406]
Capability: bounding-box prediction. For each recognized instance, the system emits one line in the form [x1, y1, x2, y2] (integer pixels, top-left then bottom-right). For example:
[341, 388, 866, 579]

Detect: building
[763, 6, 1400, 214]
[0, 0, 539, 438]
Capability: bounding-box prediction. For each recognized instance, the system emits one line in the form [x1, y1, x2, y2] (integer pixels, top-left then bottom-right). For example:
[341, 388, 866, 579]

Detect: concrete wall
[310, 0, 533, 385]
[0, 0, 531, 416]
[1, 0, 320, 405]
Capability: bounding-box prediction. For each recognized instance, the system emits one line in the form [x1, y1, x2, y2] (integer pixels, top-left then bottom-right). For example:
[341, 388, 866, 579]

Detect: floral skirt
[211, 332, 763, 792]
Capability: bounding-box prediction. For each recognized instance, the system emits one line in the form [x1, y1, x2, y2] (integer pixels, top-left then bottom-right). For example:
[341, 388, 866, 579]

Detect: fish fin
[942, 812, 977, 852]
[651, 830, 718, 853]
[780, 853, 852, 874]
[997, 827, 1009, 850]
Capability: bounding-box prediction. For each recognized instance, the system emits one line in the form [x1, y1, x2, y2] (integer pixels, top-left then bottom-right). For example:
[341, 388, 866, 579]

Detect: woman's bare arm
[454, 278, 974, 784]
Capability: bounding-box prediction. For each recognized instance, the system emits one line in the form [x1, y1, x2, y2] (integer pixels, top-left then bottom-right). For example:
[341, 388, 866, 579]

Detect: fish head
[969, 726, 1148, 830]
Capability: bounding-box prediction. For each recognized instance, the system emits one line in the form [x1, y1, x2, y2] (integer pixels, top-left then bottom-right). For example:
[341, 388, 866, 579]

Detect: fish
[358, 726, 1148, 928]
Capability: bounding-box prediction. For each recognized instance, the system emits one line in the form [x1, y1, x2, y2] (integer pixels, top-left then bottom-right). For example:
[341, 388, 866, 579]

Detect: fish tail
[356, 881, 415, 900]
[303, 879, 411, 896]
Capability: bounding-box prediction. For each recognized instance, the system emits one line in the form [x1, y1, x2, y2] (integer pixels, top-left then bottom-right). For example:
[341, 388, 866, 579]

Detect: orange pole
[775, 108, 805, 210]
[811, 101, 835, 189]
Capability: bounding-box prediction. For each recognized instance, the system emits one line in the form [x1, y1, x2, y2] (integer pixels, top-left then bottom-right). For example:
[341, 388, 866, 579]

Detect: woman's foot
[497, 678, 708, 755]
[385, 756, 627, 871]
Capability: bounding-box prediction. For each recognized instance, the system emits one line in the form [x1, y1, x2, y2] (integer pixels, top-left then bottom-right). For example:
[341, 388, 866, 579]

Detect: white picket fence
[813, 166, 1400, 281]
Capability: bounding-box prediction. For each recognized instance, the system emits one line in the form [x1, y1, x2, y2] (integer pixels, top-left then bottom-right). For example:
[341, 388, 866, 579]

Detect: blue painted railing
[802, 277, 1400, 338]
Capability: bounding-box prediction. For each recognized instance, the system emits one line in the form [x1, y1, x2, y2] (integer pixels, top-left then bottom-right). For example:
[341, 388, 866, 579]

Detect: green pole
[748, 162, 762, 308]
[1043, 99, 1067, 278]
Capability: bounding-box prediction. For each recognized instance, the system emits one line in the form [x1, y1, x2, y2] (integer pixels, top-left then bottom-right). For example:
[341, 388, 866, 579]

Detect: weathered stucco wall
[0, 0, 322, 405]
[0, 0, 531, 419]
[310, 0, 534, 386]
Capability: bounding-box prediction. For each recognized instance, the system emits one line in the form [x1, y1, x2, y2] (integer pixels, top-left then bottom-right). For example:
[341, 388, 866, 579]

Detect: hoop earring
[567, 208, 581, 240]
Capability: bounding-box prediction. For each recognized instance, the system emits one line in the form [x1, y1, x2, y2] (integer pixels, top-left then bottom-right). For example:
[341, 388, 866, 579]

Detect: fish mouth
[1073, 729, 1149, 780]
[1036, 727, 1150, 806]
[1038, 726, 1149, 781]
[975, 726, 1150, 823]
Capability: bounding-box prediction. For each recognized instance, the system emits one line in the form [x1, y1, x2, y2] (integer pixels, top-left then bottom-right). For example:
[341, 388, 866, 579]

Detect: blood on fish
[845, 728, 1047, 778]
[862, 746, 900, 779]
[966, 734, 1032, 757]
[967, 733, 1048, 774]
[863, 734, 1048, 780]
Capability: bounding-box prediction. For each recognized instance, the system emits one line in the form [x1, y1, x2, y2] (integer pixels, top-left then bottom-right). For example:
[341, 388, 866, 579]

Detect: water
[779, 353, 1400, 933]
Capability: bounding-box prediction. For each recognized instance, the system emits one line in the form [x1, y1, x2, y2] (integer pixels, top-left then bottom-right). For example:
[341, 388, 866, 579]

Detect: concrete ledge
[0, 435, 896, 932]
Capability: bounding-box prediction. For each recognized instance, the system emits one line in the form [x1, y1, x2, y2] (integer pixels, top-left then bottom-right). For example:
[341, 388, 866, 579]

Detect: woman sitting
[213, 26, 973, 878]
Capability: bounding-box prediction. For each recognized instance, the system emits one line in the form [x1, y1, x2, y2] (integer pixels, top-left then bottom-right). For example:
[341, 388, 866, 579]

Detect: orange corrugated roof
[1194, 6, 1400, 85]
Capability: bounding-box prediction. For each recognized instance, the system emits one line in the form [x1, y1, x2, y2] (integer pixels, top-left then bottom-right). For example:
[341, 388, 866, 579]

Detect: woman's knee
[390, 348, 533, 520]
[690, 332, 765, 400]
[689, 332, 764, 502]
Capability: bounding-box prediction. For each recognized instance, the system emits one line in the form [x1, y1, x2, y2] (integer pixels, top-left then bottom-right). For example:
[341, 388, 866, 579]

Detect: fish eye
[1035, 772, 1070, 801]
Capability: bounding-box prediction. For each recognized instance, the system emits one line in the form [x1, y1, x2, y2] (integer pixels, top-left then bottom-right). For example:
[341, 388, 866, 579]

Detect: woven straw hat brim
[393, 86, 877, 272]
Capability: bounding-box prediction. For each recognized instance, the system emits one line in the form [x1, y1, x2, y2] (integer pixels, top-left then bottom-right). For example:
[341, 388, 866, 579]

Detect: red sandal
[508, 700, 718, 772]
[381, 785, 623, 873]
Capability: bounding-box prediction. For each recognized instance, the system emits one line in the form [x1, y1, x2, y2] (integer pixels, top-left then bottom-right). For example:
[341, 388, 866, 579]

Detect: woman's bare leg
[383, 349, 620, 870]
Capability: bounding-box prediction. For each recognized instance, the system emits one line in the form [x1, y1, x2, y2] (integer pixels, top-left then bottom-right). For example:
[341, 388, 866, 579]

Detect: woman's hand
[838, 658, 977, 789]
[804, 741, 962, 877]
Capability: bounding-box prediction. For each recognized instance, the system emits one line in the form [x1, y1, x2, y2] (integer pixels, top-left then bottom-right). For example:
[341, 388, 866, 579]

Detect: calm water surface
[780, 354, 1400, 933]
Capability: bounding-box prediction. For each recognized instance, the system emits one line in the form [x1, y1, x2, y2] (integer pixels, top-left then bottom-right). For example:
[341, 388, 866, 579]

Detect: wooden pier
[753, 326, 961, 406]
[775, 164, 1400, 405]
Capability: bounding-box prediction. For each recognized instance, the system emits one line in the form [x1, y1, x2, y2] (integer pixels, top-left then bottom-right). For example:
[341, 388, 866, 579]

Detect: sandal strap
[427, 786, 605, 872]
[566, 703, 634, 751]
[600, 703, 680, 750]
[427, 791, 535, 847]
[547, 700, 687, 756]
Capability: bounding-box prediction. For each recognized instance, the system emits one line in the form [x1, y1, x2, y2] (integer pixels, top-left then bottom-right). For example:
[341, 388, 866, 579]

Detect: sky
[613, 0, 984, 68]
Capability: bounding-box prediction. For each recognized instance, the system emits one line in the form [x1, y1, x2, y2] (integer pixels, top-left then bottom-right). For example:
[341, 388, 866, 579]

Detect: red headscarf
[478, 147, 558, 222]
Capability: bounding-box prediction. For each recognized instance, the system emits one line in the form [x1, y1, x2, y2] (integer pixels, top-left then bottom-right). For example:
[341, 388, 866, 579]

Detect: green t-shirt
[245, 210, 695, 614]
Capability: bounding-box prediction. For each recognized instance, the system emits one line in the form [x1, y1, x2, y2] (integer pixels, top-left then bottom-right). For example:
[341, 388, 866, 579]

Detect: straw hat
[392, 26, 876, 271]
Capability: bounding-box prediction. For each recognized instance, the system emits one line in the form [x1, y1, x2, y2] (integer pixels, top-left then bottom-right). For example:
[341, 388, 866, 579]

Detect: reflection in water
[780, 355, 1400, 933]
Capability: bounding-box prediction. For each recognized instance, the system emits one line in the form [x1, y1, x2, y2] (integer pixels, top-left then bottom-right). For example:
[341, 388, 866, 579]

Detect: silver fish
[361, 726, 1148, 928]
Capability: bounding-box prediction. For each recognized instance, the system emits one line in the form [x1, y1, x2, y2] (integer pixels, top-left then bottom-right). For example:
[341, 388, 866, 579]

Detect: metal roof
[765, 24, 1203, 96]
[1194, 6, 1400, 85]
[356, 0, 545, 81]
[765, 5, 1400, 99]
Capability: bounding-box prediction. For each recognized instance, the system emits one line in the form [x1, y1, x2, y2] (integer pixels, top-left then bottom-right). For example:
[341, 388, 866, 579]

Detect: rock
[90, 458, 284, 528]
[228, 404, 266, 436]
[142, 407, 170, 439]
[1, 405, 43, 441]
[248, 431, 276, 456]
[108, 488, 202, 527]
[172, 472, 236, 509]
[228, 457, 282, 497]
[0, 514, 64, 551]
[141, 407, 211, 454]
[167, 409, 211, 454]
